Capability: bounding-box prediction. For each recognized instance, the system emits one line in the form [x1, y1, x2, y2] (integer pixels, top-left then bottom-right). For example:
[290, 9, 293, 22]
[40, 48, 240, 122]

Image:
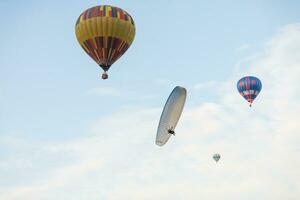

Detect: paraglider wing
[237, 76, 262, 106]
[75, 5, 136, 79]
[213, 153, 221, 162]
[156, 86, 187, 146]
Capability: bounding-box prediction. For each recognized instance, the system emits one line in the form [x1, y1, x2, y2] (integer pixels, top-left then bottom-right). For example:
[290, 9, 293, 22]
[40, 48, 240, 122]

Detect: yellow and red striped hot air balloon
[75, 5, 136, 79]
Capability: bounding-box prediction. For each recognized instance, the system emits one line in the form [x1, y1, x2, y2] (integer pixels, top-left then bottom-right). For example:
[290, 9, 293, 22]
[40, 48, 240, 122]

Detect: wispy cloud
[236, 43, 251, 52]
[86, 87, 122, 97]
[193, 80, 217, 91]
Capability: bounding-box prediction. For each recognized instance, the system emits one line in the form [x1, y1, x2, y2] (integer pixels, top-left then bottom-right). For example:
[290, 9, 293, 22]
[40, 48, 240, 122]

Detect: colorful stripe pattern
[76, 5, 134, 26]
[237, 76, 262, 105]
[81, 37, 130, 71]
[75, 5, 135, 71]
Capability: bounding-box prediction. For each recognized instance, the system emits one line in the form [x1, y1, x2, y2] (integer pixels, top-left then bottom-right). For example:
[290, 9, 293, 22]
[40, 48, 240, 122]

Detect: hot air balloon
[156, 86, 187, 146]
[75, 5, 136, 79]
[213, 153, 221, 162]
[237, 76, 262, 107]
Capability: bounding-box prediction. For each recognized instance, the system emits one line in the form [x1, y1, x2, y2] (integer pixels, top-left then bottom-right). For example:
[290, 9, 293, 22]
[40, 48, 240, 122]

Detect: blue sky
[1, 1, 300, 199]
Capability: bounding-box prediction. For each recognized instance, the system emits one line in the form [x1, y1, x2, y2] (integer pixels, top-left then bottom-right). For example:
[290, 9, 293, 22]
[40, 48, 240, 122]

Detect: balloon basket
[102, 72, 108, 80]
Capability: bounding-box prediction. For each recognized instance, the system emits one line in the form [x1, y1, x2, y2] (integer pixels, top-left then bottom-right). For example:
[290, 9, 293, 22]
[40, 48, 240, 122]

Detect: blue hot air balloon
[237, 76, 262, 107]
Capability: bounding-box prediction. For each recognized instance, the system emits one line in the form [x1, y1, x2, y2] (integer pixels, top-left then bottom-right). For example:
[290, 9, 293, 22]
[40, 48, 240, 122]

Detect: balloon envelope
[213, 153, 221, 162]
[237, 76, 262, 106]
[75, 5, 136, 78]
[156, 86, 187, 146]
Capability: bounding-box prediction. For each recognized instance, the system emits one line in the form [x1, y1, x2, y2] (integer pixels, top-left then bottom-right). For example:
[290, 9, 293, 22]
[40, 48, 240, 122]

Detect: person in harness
[168, 129, 175, 135]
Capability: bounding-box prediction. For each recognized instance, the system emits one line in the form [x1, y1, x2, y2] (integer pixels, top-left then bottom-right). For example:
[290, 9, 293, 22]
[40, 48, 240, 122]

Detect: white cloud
[1, 23, 300, 199]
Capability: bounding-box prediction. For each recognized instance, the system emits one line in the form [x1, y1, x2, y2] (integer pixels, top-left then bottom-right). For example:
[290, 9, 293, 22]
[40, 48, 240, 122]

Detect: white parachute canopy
[213, 153, 221, 162]
[156, 86, 187, 146]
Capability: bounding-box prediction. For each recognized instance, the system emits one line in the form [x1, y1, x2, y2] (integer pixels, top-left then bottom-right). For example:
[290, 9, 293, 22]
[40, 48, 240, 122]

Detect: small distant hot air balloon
[75, 5, 136, 79]
[237, 76, 262, 107]
[213, 153, 221, 162]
